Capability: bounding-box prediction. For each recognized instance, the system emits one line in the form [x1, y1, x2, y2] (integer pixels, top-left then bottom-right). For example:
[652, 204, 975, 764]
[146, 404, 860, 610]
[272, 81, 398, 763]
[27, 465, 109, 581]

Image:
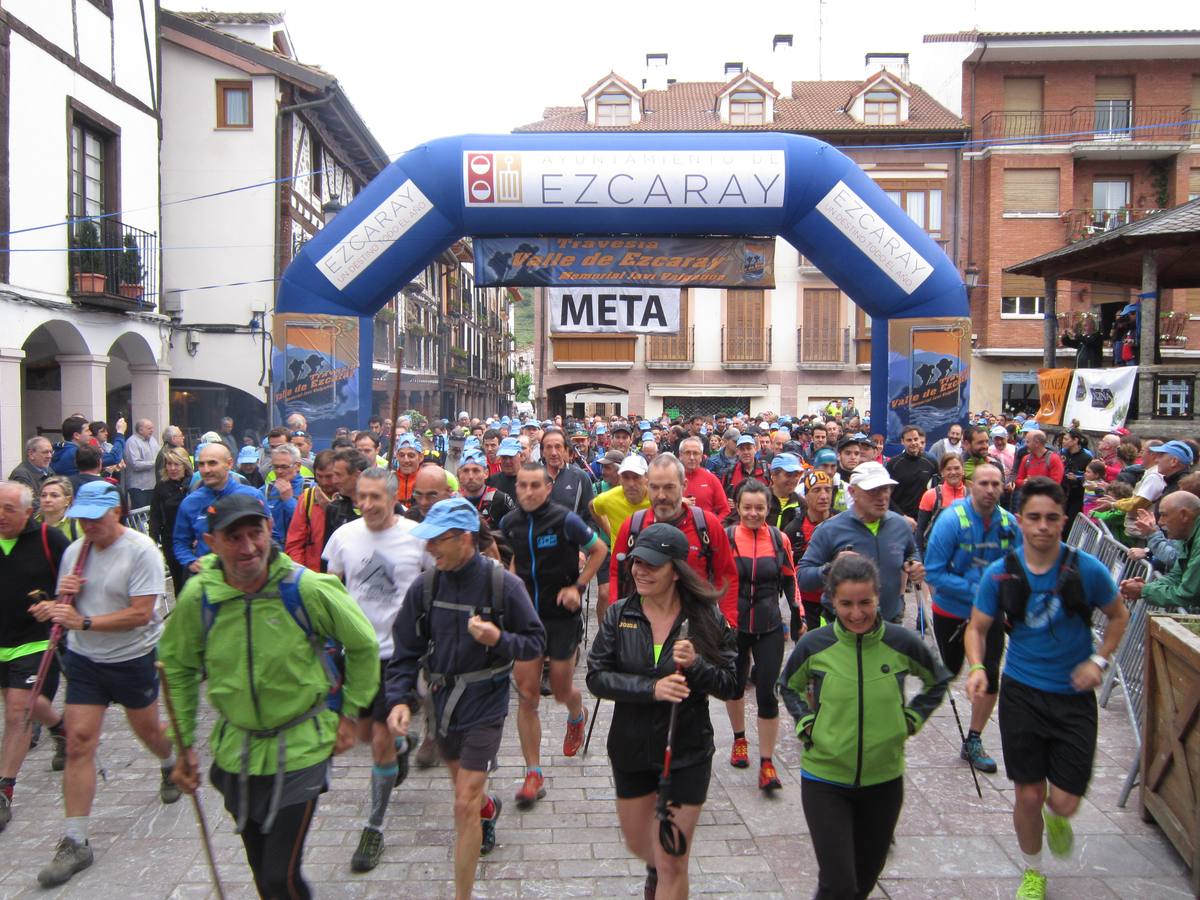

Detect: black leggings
[801, 776, 904, 900]
[239, 798, 317, 899]
[933, 610, 1005, 694]
[732, 627, 785, 719]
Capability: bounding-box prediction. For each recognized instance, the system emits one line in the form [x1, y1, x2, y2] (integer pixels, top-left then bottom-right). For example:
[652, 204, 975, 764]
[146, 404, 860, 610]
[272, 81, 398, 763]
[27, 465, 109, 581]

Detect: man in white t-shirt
[28, 481, 179, 888]
[322, 467, 427, 873]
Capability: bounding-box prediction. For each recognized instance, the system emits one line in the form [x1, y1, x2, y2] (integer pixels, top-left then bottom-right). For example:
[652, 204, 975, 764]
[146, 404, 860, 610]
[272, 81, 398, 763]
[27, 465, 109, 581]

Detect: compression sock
[0, 777, 15, 799]
[527, 766, 543, 777]
[567, 711, 585, 725]
[1021, 849, 1043, 871]
[64, 816, 88, 844]
[480, 795, 496, 819]
[733, 731, 746, 741]
[367, 763, 398, 830]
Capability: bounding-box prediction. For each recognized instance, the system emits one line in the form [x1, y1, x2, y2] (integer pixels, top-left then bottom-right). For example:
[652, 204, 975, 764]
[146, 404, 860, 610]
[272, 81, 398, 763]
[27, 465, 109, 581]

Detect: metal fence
[124, 505, 175, 618]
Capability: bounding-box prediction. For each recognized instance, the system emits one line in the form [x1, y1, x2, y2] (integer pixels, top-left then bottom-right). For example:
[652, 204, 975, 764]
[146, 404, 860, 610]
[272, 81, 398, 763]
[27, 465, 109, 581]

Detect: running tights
[239, 798, 316, 899]
[801, 776, 904, 900]
[734, 627, 785, 718]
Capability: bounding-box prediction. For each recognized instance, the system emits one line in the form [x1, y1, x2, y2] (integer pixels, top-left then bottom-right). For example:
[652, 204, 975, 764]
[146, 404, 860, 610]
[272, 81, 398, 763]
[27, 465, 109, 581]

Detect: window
[1090, 179, 1131, 231]
[1094, 77, 1133, 138]
[1154, 375, 1193, 418]
[863, 89, 899, 125]
[882, 187, 943, 238]
[68, 102, 119, 221]
[216, 81, 252, 128]
[1001, 296, 1044, 317]
[1188, 167, 1200, 202]
[801, 289, 843, 363]
[724, 290, 767, 363]
[1001, 274, 1045, 318]
[729, 90, 766, 126]
[596, 93, 631, 126]
[1002, 168, 1059, 215]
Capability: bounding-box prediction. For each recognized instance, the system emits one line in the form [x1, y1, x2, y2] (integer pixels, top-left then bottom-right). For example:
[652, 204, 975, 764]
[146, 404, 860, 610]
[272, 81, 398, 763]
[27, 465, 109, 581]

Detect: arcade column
[129, 363, 172, 435]
[56, 354, 109, 423]
[0, 348, 26, 476]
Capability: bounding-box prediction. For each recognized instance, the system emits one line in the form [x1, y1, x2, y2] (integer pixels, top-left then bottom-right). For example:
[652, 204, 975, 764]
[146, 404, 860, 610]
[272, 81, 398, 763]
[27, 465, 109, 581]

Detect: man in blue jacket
[50, 416, 126, 476]
[797, 461, 923, 623]
[923, 462, 1020, 773]
[261, 443, 308, 546]
[385, 498, 544, 900]
[172, 443, 260, 585]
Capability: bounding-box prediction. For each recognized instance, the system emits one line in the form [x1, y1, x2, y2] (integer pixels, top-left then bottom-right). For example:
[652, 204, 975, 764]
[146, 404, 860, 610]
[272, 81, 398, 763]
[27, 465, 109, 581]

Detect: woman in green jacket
[780, 553, 950, 900]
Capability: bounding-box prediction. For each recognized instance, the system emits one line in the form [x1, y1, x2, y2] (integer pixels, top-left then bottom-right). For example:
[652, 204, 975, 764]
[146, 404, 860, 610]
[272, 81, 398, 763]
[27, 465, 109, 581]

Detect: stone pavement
[0, 647, 1191, 898]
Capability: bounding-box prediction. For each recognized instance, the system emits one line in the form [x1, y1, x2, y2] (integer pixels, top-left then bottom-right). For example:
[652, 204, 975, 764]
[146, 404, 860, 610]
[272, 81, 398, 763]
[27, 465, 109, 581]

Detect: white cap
[990, 425, 1008, 438]
[849, 461, 898, 491]
[617, 455, 649, 476]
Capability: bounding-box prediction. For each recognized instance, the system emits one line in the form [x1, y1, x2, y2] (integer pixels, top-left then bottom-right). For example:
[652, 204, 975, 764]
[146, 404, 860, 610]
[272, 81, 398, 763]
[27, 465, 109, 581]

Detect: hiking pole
[656, 621, 689, 857]
[155, 662, 226, 900]
[24, 541, 92, 728]
[917, 585, 982, 800]
[582, 695, 603, 757]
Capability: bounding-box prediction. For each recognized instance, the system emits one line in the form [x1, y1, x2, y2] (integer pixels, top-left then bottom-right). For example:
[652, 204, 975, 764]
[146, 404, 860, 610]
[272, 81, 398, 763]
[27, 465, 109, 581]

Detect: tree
[515, 371, 532, 402]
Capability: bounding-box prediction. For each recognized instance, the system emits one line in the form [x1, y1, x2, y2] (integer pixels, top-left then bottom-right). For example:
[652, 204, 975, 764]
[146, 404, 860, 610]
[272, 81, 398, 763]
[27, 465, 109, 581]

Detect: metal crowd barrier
[123, 505, 175, 618]
[124, 504, 151, 535]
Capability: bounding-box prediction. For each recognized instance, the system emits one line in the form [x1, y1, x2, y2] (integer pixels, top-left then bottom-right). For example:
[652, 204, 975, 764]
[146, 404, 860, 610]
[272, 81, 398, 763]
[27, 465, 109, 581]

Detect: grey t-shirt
[59, 529, 165, 663]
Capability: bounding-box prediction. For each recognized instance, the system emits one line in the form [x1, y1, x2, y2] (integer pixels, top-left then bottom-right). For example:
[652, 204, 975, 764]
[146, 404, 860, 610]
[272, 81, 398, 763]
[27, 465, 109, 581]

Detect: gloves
[797, 714, 815, 750]
[789, 607, 803, 642]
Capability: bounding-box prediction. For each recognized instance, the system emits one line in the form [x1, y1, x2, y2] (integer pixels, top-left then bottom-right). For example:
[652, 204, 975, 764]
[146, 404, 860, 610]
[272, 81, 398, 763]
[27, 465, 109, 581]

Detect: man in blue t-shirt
[965, 477, 1128, 900]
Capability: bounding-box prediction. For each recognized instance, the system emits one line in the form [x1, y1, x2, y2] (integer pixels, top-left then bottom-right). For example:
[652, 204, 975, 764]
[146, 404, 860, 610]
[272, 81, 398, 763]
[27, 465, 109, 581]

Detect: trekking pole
[917, 585, 982, 800]
[24, 542, 92, 728]
[581, 695, 603, 757]
[155, 662, 226, 900]
[656, 621, 689, 856]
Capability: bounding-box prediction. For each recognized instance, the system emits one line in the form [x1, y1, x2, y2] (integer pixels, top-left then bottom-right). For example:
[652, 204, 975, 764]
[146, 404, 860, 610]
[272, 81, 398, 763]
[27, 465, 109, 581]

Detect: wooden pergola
[1005, 198, 1200, 418]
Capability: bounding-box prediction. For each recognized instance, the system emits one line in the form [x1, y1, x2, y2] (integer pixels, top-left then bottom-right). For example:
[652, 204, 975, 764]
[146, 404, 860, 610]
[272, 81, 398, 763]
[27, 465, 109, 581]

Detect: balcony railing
[979, 105, 1193, 144]
[1063, 207, 1162, 243]
[67, 218, 158, 311]
[721, 326, 771, 368]
[798, 326, 851, 367]
[646, 326, 694, 369]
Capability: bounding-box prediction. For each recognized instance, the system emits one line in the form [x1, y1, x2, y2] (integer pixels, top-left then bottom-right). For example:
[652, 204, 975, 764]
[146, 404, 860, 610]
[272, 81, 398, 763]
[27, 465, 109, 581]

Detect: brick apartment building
[514, 41, 967, 420]
[929, 30, 1200, 414]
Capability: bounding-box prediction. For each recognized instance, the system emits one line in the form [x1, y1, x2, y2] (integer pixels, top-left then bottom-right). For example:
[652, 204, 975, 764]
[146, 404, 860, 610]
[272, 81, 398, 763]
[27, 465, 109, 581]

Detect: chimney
[770, 33, 795, 96]
[724, 61, 744, 78]
[865, 52, 909, 84]
[644, 52, 669, 91]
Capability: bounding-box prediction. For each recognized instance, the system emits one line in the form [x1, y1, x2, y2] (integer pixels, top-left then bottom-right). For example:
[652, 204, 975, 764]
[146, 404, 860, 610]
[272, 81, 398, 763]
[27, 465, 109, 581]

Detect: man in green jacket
[159, 493, 379, 900]
[1120, 491, 1200, 611]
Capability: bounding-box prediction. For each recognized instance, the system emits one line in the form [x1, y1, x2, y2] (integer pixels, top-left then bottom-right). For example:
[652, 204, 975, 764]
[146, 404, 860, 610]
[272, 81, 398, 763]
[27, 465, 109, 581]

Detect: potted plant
[118, 233, 144, 300]
[71, 220, 105, 294]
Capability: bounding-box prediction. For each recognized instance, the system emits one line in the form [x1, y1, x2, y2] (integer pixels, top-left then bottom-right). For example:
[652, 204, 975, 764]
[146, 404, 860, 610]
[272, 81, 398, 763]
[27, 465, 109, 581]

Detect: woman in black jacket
[149, 446, 191, 589]
[587, 522, 738, 900]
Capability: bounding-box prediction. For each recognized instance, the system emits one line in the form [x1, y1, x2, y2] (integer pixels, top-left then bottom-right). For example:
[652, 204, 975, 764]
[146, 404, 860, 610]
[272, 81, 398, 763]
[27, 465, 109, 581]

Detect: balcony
[979, 105, 1193, 158]
[1063, 208, 1162, 243]
[646, 326, 694, 369]
[721, 326, 771, 369]
[68, 219, 158, 312]
[551, 334, 636, 369]
[797, 326, 851, 368]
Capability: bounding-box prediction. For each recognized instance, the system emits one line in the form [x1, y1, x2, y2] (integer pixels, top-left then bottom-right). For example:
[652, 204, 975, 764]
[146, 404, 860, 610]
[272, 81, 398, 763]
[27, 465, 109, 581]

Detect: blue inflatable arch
[278, 133, 968, 439]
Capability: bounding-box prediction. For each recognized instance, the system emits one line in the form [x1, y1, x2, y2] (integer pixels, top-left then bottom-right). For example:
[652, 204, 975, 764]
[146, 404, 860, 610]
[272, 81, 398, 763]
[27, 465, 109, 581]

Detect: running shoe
[1042, 808, 1074, 859]
[730, 736, 750, 768]
[37, 837, 94, 887]
[1015, 867, 1046, 899]
[563, 709, 587, 757]
[960, 735, 999, 774]
[515, 769, 546, 807]
[0, 793, 10, 832]
[51, 734, 66, 772]
[160, 767, 181, 804]
[351, 827, 384, 872]
[643, 864, 658, 900]
[480, 795, 502, 855]
[758, 759, 782, 792]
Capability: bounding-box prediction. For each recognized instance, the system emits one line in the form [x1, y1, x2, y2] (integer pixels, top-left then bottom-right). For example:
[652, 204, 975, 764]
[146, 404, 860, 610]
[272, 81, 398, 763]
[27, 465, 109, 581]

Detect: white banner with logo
[1063, 366, 1138, 431]
[548, 288, 680, 333]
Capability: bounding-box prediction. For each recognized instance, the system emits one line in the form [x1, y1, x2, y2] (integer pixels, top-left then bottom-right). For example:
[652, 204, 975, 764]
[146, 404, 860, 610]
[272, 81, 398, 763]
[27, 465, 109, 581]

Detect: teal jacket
[779, 617, 951, 787]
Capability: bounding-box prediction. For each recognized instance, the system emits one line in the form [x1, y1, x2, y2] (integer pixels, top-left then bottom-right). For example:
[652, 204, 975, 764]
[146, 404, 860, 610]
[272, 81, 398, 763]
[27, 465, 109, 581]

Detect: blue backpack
[199, 562, 344, 712]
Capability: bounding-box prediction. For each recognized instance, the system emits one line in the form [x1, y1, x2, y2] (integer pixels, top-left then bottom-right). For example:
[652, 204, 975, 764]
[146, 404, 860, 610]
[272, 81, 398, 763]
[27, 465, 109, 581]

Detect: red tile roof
[514, 76, 964, 134]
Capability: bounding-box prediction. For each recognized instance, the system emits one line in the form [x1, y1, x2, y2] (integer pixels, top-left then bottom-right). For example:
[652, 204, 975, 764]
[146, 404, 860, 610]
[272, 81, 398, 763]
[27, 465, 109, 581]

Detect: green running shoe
[1015, 867, 1046, 899]
[1042, 807, 1074, 859]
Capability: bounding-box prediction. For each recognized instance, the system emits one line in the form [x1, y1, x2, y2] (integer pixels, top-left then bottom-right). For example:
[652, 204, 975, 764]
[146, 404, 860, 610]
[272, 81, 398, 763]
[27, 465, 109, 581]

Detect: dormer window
[596, 92, 632, 126]
[863, 89, 899, 125]
[729, 91, 766, 125]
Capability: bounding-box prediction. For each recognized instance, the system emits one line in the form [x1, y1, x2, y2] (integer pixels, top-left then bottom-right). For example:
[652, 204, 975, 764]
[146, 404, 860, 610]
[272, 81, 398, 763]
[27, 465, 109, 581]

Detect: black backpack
[997, 547, 1089, 629]
[616, 506, 713, 599]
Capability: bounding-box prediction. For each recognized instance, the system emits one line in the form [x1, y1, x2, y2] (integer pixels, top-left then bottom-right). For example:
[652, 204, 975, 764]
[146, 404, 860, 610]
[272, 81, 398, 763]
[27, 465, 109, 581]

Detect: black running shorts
[998, 675, 1097, 797]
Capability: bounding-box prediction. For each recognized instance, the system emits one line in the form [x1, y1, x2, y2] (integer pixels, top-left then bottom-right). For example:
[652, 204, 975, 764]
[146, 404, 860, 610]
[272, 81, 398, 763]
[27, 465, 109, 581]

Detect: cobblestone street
[0, 640, 1191, 900]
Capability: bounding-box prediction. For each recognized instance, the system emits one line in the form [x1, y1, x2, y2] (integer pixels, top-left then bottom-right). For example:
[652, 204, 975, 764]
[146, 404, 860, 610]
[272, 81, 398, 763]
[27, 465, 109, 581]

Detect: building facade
[515, 44, 966, 419]
[0, 0, 170, 476]
[934, 30, 1200, 414]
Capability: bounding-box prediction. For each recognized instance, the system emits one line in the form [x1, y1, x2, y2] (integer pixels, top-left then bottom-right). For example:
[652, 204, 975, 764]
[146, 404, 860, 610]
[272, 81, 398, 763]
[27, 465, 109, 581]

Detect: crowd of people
[2, 401, 1197, 899]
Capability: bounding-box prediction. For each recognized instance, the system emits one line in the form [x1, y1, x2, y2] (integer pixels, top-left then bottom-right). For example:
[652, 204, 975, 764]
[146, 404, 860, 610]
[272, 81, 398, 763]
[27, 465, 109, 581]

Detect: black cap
[611, 420, 632, 434]
[206, 493, 271, 533]
[628, 523, 690, 567]
[837, 435, 866, 451]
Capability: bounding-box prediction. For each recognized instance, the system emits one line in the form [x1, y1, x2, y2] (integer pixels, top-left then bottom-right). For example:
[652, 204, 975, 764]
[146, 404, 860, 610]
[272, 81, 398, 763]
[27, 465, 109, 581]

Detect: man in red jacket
[1014, 430, 1064, 489]
[679, 437, 731, 521]
[284, 449, 337, 571]
[610, 453, 739, 626]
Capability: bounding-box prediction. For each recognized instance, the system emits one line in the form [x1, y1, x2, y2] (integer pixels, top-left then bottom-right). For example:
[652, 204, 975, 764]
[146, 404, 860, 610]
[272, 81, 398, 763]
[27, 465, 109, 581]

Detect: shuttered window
[1193, 78, 1200, 141]
[1001, 273, 1046, 318]
[1189, 167, 1200, 201]
[1003, 169, 1060, 214]
[647, 290, 691, 361]
[1004, 77, 1044, 111]
[1094, 77, 1133, 101]
[802, 289, 842, 362]
[725, 290, 766, 361]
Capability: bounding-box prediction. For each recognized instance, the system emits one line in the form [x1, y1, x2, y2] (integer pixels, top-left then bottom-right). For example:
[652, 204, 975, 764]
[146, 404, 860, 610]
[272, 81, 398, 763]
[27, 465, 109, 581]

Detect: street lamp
[964, 263, 981, 290]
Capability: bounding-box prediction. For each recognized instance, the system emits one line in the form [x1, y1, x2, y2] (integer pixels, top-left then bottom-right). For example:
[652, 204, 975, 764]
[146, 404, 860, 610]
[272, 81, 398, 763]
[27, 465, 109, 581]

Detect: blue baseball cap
[638, 421, 651, 431]
[66, 480, 122, 519]
[595, 424, 607, 435]
[463, 436, 481, 450]
[410, 497, 480, 539]
[500, 416, 511, 424]
[236, 446, 259, 465]
[497, 437, 522, 457]
[770, 453, 802, 473]
[395, 433, 420, 450]
[736, 434, 756, 447]
[814, 448, 838, 466]
[459, 449, 488, 469]
[1157, 440, 1194, 465]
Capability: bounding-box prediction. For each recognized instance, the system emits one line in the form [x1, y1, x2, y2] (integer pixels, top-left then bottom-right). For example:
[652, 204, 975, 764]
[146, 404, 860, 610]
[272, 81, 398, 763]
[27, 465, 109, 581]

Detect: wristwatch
[81, 617, 93, 631]
[1089, 653, 1109, 672]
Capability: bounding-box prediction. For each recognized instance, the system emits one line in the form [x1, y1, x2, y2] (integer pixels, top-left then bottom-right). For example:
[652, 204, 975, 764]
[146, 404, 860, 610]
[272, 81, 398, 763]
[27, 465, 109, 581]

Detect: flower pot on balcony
[73, 271, 107, 294]
[119, 283, 144, 301]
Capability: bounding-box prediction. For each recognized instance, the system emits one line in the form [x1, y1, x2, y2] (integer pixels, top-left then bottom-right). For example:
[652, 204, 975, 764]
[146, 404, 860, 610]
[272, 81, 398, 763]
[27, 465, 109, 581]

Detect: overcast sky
[171, 1, 1189, 156]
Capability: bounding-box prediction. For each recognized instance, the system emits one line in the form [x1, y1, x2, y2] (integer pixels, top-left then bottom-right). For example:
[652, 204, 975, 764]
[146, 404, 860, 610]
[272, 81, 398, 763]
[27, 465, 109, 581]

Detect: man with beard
[457, 449, 515, 530]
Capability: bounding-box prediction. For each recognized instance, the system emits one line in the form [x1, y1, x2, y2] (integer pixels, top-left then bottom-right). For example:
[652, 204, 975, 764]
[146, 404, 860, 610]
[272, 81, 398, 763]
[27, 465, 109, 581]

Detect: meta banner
[463, 150, 785, 208]
[548, 287, 680, 334]
[886, 318, 971, 446]
[475, 236, 774, 288]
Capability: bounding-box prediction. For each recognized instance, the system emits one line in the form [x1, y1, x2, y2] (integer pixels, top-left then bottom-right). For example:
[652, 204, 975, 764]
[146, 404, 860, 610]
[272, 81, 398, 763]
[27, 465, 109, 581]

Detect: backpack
[617, 506, 713, 599]
[199, 561, 344, 712]
[416, 558, 509, 736]
[947, 503, 1015, 575]
[997, 547, 1089, 629]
